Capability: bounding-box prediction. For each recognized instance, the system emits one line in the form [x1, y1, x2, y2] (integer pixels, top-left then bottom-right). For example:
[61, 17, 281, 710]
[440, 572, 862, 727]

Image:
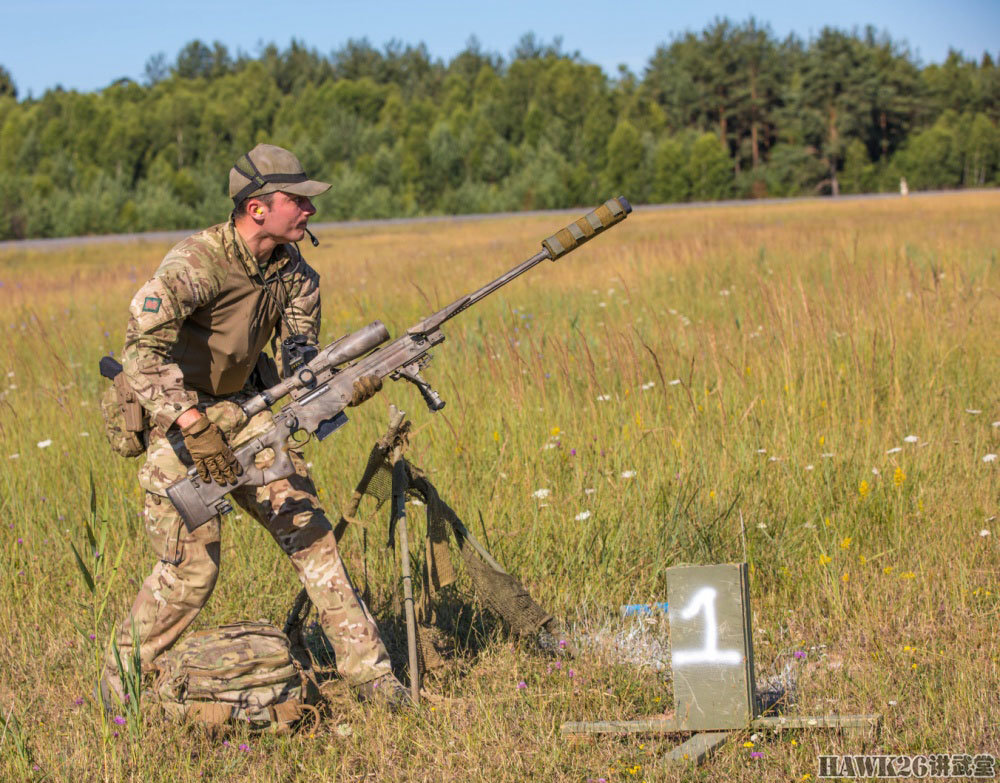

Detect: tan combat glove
[181, 417, 243, 485]
[348, 374, 382, 406]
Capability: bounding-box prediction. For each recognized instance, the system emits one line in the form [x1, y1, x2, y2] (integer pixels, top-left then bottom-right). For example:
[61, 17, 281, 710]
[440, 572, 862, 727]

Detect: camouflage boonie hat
[229, 143, 331, 206]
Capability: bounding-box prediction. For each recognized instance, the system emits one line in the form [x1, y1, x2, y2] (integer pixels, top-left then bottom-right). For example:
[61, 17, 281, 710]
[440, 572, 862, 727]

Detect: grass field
[0, 192, 998, 781]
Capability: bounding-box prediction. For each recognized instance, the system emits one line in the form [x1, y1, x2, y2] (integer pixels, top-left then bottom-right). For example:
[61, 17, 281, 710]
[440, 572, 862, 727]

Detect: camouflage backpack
[152, 621, 317, 731]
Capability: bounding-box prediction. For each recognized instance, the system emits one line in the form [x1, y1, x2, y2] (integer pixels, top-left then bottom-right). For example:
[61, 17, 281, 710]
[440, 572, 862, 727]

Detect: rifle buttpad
[542, 196, 632, 260]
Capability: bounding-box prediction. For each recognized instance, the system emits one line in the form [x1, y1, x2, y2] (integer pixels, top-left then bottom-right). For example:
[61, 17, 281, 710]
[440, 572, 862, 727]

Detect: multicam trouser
[104, 394, 392, 696]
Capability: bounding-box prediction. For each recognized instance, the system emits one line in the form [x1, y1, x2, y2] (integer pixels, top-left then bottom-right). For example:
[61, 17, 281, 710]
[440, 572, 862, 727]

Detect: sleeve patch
[129, 276, 178, 330]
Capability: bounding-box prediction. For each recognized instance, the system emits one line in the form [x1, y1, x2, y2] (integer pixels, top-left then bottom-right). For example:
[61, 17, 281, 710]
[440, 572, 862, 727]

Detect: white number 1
[672, 586, 742, 666]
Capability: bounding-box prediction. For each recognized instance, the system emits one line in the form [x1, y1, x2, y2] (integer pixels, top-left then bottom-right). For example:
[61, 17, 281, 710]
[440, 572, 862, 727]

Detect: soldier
[101, 143, 408, 709]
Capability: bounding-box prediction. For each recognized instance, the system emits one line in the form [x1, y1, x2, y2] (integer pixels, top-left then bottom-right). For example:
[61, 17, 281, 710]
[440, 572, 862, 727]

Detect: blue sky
[2, 0, 998, 96]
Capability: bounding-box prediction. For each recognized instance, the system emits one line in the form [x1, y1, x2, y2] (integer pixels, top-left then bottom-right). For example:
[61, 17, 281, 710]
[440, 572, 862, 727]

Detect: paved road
[0, 189, 993, 253]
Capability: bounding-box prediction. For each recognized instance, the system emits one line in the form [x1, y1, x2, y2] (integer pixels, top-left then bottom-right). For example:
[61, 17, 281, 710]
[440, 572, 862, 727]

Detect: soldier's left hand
[348, 374, 382, 406]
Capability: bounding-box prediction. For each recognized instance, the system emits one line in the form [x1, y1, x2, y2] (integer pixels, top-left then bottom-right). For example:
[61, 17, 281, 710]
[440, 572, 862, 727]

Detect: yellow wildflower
[824, 516, 832, 527]
[819, 554, 832, 566]
[901, 571, 916, 579]
[550, 426, 560, 436]
[819, 435, 825, 446]
[858, 480, 870, 498]
[884, 565, 894, 575]
[842, 572, 850, 583]
[743, 741, 754, 748]
[492, 430, 500, 442]
[709, 490, 716, 499]
[894, 467, 906, 487]
[840, 536, 852, 550]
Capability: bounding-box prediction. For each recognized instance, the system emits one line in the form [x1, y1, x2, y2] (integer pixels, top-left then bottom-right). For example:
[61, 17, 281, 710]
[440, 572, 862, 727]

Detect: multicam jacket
[122, 220, 321, 431]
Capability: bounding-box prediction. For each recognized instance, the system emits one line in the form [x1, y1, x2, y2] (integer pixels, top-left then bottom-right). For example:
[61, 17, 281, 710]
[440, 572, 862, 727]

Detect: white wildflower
[983, 454, 998, 463]
[805, 465, 814, 471]
[992, 421, 1000, 428]
[596, 394, 611, 402]
[757, 522, 767, 530]
[641, 381, 655, 390]
[980, 529, 991, 537]
[79, 432, 89, 437]
[872, 468, 880, 476]
[757, 449, 766, 454]
[903, 435, 918, 443]
[37, 439, 52, 449]
[409, 498, 424, 506]
[668, 379, 681, 386]
[769, 456, 779, 462]
[620, 470, 636, 479]
[543, 442, 558, 450]
[821, 452, 835, 458]
[574, 511, 591, 521]
[306, 462, 313, 469]
[598, 301, 607, 308]
[9, 453, 19, 460]
[886, 447, 902, 454]
[539, 503, 549, 508]
[719, 289, 731, 296]
[584, 488, 595, 495]
[532, 488, 551, 499]
[8, 385, 17, 390]
[966, 409, 982, 415]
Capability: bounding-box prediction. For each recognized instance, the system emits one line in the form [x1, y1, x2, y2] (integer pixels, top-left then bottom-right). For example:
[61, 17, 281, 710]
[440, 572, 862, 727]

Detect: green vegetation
[0, 193, 997, 780]
[1, 23, 998, 239]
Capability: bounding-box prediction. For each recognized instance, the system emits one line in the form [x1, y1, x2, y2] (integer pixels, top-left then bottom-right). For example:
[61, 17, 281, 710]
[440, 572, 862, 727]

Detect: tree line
[0, 21, 997, 239]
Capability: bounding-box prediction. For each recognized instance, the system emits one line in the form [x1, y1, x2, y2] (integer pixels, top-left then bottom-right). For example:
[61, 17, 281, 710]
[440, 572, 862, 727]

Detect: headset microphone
[304, 227, 320, 247]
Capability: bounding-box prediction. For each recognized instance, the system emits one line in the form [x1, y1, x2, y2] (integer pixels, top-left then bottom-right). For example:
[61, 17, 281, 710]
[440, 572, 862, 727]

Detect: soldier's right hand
[180, 416, 243, 485]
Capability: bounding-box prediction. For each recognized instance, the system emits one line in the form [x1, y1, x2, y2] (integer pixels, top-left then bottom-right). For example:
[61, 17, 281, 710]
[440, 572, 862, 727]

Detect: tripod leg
[392, 458, 420, 704]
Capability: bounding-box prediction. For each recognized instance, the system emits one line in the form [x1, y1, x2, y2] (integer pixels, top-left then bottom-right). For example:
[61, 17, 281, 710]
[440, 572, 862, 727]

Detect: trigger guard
[243, 443, 297, 484]
[240, 421, 299, 485]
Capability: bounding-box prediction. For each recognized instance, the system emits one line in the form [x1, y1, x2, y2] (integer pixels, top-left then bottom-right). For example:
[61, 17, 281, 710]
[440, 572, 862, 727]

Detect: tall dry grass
[0, 192, 997, 781]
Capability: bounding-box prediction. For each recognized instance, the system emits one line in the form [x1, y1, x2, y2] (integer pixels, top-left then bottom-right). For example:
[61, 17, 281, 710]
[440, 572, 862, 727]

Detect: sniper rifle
[168, 196, 632, 530]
